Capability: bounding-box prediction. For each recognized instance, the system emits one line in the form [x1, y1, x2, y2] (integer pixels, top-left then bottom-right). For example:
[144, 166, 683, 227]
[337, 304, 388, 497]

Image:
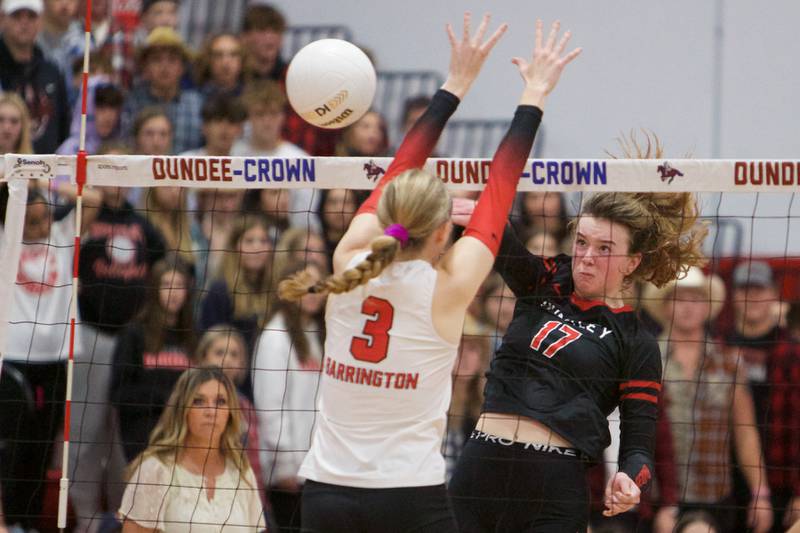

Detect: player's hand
[513, 19, 582, 108]
[451, 197, 476, 227]
[748, 494, 773, 533]
[603, 472, 640, 517]
[442, 12, 508, 100]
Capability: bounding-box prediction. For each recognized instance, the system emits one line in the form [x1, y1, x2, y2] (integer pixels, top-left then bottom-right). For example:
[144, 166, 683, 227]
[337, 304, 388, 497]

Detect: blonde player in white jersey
[279, 14, 581, 533]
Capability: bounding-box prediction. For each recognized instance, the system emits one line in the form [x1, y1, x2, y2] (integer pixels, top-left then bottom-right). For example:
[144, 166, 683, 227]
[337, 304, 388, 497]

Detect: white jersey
[299, 254, 459, 488]
[3, 210, 81, 363]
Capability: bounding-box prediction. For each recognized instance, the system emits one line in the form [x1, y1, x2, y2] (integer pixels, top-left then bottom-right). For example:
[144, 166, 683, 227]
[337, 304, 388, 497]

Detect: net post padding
[0, 179, 30, 375]
[57, 0, 92, 524]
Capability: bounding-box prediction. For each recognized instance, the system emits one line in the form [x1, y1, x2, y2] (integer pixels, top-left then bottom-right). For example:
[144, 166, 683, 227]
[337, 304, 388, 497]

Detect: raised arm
[450, 204, 557, 298]
[438, 20, 581, 308]
[332, 12, 507, 272]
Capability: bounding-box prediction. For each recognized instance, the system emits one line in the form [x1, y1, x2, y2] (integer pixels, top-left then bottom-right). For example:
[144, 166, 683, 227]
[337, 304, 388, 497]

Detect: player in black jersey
[449, 192, 707, 531]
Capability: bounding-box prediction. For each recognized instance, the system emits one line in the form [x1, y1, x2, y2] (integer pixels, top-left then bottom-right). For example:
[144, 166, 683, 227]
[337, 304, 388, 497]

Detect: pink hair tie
[384, 224, 410, 248]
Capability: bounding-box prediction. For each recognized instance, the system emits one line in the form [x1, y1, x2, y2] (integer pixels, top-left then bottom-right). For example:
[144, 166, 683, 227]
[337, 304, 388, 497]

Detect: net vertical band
[58, 0, 93, 528]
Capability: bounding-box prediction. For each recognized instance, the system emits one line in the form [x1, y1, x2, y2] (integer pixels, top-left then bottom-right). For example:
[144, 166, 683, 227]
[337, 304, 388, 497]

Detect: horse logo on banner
[363, 160, 386, 182]
[657, 162, 684, 184]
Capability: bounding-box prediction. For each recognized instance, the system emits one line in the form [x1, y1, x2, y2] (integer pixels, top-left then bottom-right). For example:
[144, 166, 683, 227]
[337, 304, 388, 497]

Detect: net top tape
[2, 154, 800, 192]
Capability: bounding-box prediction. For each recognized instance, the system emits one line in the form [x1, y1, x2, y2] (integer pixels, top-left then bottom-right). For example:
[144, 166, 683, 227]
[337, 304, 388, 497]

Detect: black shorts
[301, 479, 458, 533]
[449, 432, 590, 532]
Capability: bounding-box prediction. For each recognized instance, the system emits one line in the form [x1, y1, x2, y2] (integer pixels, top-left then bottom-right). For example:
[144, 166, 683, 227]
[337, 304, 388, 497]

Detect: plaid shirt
[662, 338, 740, 504]
[283, 109, 342, 157]
[765, 338, 800, 496]
[122, 83, 204, 154]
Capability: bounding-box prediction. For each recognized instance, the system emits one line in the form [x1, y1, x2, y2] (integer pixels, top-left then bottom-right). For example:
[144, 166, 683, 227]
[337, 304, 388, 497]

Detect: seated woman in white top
[119, 366, 266, 533]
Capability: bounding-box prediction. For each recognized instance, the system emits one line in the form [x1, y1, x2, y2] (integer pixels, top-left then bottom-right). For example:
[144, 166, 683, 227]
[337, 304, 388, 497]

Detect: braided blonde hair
[280, 169, 451, 301]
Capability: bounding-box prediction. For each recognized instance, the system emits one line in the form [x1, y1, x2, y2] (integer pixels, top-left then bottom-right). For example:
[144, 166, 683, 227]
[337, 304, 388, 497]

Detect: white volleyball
[286, 39, 377, 129]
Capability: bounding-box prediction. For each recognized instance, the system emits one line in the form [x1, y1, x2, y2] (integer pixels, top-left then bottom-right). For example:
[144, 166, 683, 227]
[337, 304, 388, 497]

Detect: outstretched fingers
[560, 47, 583, 66]
[480, 22, 508, 54]
[534, 18, 544, 52]
[556, 30, 572, 56]
[515, 18, 582, 105]
[442, 11, 508, 99]
[446, 23, 457, 48]
[473, 13, 491, 44]
[544, 20, 561, 51]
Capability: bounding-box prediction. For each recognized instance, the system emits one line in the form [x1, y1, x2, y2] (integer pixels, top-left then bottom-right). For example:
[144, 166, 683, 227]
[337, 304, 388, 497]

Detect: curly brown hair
[577, 131, 707, 288]
[579, 192, 707, 288]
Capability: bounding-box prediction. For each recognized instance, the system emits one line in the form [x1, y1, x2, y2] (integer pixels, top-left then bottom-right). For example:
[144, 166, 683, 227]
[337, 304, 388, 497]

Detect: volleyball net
[1, 153, 799, 530]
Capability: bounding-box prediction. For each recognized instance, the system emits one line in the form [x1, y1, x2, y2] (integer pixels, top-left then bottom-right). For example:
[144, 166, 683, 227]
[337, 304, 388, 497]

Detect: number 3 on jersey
[530, 320, 582, 358]
[350, 296, 395, 363]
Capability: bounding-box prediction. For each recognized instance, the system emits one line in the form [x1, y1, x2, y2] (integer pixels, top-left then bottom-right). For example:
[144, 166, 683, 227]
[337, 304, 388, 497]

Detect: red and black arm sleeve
[463, 105, 542, 255]
[617, 335, 663, 493]
[357, 89, 460, 215]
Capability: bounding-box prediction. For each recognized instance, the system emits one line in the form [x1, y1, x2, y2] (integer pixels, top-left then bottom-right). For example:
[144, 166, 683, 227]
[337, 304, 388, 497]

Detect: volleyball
[286, 39, 377, 129]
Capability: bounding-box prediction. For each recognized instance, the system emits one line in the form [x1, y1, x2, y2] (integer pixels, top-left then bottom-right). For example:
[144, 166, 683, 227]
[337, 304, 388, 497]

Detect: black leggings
[449, 435, 590, 532]
[1, 361, 66, 529]
[301, 479, 458, 533]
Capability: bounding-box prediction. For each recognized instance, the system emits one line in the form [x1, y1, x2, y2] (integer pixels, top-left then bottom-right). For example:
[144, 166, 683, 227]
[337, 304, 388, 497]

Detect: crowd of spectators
[0, 1, 799, 532]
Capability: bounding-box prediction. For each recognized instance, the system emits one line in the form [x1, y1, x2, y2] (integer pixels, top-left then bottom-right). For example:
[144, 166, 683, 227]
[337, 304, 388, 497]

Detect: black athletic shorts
[449, 431, 591, 532]
[301, 479, 458, 533]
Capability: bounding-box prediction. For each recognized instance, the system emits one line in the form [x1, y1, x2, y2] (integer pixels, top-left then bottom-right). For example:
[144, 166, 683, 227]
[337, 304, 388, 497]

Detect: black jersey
[483, 226, 661, 489]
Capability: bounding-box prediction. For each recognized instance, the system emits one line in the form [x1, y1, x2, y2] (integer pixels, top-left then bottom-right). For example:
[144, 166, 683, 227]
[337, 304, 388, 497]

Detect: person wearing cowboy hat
[121, 26, 203, 154]
[644, 267, 773, 532]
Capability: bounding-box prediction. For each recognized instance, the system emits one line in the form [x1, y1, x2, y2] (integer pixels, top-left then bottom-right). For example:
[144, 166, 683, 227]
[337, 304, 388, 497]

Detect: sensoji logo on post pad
[656, 162, 684, 184]
[13, 157, 52, 176]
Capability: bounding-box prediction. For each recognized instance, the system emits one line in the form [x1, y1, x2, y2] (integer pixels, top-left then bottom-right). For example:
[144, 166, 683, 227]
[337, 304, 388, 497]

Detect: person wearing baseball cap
[2, 0, 43, 16]
[0, 0, 71, 154]
[727, 260, 782, 379]
[724, 260, 799, 530]
[732, 259, 775, 289]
